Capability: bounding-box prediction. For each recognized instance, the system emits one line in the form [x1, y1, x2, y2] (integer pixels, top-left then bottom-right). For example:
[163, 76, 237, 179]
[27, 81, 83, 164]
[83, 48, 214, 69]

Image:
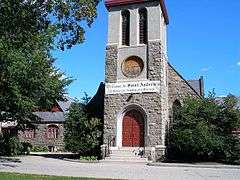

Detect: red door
[122, 110, 144, 147]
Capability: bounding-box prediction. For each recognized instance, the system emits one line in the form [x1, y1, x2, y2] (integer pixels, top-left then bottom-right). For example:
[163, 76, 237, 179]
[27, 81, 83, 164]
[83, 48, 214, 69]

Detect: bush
[64, 100, 102, 157]
[80, 156, 97, 161]
[31, 146, 48, 152]
[0, 133, 23, 156]
[21, 142, 32, 155]
[167, 94, 240, 164]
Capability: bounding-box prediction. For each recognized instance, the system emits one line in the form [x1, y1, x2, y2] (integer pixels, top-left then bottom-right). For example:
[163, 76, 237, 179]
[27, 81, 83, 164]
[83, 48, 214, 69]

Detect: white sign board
[105, 81, 160, 95]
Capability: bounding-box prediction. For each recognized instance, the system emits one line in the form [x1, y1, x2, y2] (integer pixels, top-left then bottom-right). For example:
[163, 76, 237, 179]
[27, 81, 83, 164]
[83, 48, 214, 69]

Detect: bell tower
[103, 0, 169, 160]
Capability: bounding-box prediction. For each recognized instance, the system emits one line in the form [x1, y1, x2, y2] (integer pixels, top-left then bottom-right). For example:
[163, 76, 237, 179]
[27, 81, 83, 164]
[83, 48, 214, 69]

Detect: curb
[147, 162, 240, 169]
[63, 158, 99, 164]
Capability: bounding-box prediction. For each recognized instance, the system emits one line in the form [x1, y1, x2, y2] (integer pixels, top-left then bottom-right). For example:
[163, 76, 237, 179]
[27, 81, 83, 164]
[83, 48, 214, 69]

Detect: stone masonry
[18, 123, 65, 151]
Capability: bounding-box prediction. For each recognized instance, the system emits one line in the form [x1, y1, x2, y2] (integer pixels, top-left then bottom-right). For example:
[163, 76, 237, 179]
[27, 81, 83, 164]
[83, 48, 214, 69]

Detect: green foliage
[0, 0, 100, 155]
[64, 100, 102, 157]
[0, 133, 23, 156]
[0, 0, 100, 51]
[0, 172, 102, 180]
[168, 94, 240, 164]
[21, 142, 32, 155]
[0, 0, 73, 128]
[79, 156, 98, 161]
[31, 146, 49, 152]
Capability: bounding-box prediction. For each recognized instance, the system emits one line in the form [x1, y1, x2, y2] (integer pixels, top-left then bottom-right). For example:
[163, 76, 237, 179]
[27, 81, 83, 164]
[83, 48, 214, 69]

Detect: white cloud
[237, 61, 240, 66]
[201, 67, 210, 72]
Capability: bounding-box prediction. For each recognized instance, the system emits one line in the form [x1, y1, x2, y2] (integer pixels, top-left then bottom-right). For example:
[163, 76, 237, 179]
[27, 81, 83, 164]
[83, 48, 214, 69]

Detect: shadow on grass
[0, 157, 21, 163]
[29, 153, 79, 160]
[0, 157, 21, 168]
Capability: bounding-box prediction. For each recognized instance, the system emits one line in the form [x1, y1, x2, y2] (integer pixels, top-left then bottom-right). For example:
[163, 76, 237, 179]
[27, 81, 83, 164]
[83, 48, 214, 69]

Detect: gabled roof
[57, 96, 75, 113]
[34, 96, 75, 122]
[105, 0, 169, 25]
[168, 62, 204, 98]
[187, 77, 204, 97]
[33, 112, 65, 122]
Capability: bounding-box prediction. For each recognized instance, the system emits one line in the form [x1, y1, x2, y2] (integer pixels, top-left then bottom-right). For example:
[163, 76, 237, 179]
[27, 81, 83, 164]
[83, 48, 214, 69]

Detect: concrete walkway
[0, 156, 240, 180]
[148, 162, 240, 170]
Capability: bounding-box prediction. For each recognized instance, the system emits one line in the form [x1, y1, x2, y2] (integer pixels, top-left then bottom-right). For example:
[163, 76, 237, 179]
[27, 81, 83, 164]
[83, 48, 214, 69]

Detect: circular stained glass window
[122, 56, 144, 78]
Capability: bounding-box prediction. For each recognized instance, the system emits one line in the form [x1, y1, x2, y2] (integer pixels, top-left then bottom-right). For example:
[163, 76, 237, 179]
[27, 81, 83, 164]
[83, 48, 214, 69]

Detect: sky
[53, 0, 240, 99]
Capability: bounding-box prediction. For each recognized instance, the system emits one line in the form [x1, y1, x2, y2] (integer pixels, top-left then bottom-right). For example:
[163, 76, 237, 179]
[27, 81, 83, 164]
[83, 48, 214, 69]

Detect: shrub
[79, 156, 97, 161]
[64, 101, 102, 157]
[0, 133, 23, 156]
[167, 94, 240, 164]
[31, 146, 48, 152]
[21, 142, 32, 155]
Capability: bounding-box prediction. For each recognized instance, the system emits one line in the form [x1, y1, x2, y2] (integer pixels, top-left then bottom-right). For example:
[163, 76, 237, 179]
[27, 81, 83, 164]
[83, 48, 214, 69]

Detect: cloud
[237, 62, 240, 66]
[200, 67, 210, 72]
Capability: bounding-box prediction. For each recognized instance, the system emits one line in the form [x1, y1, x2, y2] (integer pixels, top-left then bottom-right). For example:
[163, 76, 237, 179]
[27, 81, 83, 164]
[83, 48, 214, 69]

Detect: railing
[107, 135, 116, 155]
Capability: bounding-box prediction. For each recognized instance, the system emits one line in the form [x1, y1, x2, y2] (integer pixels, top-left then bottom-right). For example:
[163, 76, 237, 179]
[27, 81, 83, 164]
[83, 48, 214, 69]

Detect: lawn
[0, 172, 107, 180]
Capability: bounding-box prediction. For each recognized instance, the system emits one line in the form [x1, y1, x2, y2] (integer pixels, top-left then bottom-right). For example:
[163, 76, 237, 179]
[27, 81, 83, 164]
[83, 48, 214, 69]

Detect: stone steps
[102, 147, 148, 163]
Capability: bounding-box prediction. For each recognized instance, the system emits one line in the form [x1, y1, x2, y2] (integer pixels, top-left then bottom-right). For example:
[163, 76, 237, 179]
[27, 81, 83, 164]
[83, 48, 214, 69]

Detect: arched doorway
[122, 109, 144, 147]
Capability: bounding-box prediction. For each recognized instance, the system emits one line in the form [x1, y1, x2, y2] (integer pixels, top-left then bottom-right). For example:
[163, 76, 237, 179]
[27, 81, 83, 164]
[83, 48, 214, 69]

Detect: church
[89, 0, 204, 161]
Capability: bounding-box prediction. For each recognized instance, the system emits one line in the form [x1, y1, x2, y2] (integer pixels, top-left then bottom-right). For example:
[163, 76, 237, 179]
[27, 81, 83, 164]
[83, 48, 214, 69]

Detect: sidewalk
[148, 162, 240, 169]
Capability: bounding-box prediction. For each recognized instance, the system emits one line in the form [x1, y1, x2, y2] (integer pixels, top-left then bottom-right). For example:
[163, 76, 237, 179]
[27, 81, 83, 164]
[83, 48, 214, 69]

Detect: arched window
[47, 125, 59, 139]
[139, 8, 147, 44]
[24, 129, 35, 139]
[122, 10, 130, 46]
[172, 100, 181, 122]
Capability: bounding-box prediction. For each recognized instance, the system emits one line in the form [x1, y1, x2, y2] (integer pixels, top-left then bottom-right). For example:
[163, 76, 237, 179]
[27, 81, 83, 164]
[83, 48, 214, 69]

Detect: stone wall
[104, 93, 163, 147]
[104, 40, 168, 150]
[18, 122, 65, 151]
[105, 45, 118, 83]
[168, 63, 200, 121]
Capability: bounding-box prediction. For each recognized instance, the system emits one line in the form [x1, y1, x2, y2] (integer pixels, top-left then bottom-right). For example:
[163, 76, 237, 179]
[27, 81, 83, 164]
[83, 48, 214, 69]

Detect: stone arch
[116, 104, 148, 147]
[47, 124, 59, 139]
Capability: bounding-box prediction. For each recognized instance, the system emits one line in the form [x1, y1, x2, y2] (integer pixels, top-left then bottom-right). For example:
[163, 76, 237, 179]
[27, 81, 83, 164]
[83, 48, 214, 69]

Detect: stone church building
[90, 0, 204, 161]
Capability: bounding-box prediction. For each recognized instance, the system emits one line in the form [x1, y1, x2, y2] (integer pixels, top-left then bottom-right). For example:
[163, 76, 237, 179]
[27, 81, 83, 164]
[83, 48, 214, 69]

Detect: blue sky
[53, 0, 240, 99]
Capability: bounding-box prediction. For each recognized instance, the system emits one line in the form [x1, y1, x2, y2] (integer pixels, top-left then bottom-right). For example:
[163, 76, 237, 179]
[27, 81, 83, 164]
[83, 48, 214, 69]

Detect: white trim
[106, 43, 118, 46]
[116, 104, 148, 148]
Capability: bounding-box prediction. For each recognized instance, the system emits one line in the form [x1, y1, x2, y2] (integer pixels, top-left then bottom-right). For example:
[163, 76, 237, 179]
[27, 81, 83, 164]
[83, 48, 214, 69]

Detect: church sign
[105, 81, 160, 95]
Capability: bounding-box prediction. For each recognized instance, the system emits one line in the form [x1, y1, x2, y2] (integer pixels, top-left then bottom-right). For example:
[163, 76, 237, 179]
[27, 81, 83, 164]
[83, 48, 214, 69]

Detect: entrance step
[102, 147, 148, 163]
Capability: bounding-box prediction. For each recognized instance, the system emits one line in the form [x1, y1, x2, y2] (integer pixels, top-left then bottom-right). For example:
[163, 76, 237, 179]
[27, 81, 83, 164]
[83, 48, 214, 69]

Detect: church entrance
[122, 109, 144, 147]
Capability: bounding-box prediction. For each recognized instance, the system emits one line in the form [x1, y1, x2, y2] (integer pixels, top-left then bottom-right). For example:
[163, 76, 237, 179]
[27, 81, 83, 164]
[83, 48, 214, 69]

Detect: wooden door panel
[122, 110, 144, 147]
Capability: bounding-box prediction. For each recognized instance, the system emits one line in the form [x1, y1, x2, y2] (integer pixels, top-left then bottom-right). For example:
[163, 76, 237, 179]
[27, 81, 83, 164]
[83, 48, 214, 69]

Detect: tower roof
[105, 0, 169, 24]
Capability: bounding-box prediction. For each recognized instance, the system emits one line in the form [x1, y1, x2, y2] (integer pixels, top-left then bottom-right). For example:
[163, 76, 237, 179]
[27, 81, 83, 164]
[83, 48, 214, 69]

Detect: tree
[0, 0, 100, 50]
[64, 99, 102, 157]
[0, 0, 100, 128]
[167, 94, 240, 164]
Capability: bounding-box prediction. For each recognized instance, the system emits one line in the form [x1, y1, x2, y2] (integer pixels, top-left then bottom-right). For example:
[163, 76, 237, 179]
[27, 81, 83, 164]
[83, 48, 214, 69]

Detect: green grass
[0, 172, 107, 180]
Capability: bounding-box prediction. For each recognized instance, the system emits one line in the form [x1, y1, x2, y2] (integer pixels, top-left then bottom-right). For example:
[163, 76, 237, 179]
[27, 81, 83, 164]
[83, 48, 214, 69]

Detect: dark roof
[33, 112, 65, 122]
[57, 96, 75, 112]
[34, 96, 75, 122]
[187, 77, 204, 97]
[105, 0, 169, 25]
[87, 82, 105, 119]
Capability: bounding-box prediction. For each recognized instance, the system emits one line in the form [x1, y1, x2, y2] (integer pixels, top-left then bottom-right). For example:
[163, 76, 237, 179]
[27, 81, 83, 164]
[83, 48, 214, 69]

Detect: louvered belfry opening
[122, 10, 130, 46]
[139, 8, 147, 44]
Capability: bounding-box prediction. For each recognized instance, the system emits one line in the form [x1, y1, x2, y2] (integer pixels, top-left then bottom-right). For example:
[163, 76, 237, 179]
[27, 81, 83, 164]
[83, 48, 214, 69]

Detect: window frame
[47, 125, 59, 139]
[139, 8, 148, 45]
[121, 10, 130, 46]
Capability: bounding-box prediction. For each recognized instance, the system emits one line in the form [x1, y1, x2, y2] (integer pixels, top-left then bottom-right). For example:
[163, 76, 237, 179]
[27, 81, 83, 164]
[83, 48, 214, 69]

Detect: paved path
[1, 156, 240, 180]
